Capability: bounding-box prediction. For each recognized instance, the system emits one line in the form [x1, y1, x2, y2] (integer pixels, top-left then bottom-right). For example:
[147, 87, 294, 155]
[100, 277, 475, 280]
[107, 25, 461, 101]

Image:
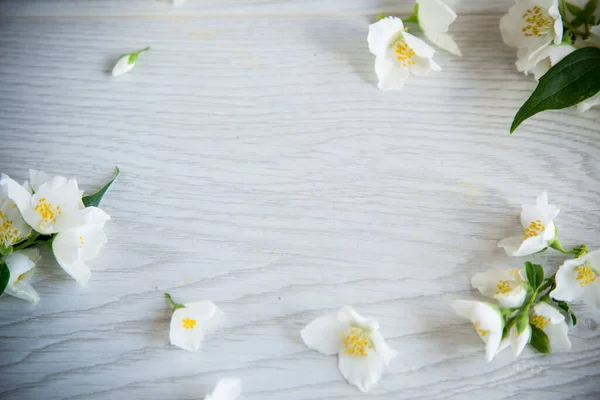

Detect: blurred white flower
[368, 17, 441, 91]
[416, 0, 461, 56]
[498, 192, 559, 256]
[452, 300, 504, 362]
[3, 248, 40, 303]
[1, 183, 31, 249]
[551, 248, 600, 309]
[471, 268, 528, 307]
[205, 378, 242, 400]
[301, 305, 397, 392]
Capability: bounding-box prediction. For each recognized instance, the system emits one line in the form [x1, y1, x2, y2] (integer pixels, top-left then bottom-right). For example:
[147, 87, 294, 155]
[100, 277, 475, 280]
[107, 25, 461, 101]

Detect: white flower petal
[169, 300, 225, 352]
[452, 300, 503, 361]
[77, 206, 111, 228]
[337, 305, 379, 330]
[205, 378, 242, 400]
[551, 258, 587, 302]
[112, 55, 135, 77]
[3, 249, 41, 303]
[484, 331, 503, 362]
[427, 32, 461, 56]
[495, 287, 527, 308]
[545, 321, 572, 351]
[370, 330, 397, 365]
[338, 349, 383, 392]
[403, 32, 435, 58]
[28, 170, 49, 193]
[533, 302, 564, 323]
[374, 56, 409, 91]
[409, 56, 437, 76]
[4, 281, 39, 303]
[0, 174, 33, 218]
[418, 0, 457, 34]
[0, 184, 32, 246]
[367, 17, 405, 57]
[512, 324, 531, 357]
[301, 315, 344, 355]
[580, 286, 600, 310]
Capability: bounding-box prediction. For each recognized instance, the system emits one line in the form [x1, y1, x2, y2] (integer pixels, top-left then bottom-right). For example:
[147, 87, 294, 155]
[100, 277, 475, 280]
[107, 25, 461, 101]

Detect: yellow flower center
[576, 264, 597, 287]
[0, 210, 21, 246]
[474, 322, 488, 337]
[182, 317, 197, 329]
[521, 6, 554, 37]
[523, 219, 545, 240]
[34, 198, 62, 226]
[342, 327, 373, 357]
[496, 280, 512, 295]
[530, 314, 549, 329]
[79, 235, 85, 249]
[395, 40, 416, 67]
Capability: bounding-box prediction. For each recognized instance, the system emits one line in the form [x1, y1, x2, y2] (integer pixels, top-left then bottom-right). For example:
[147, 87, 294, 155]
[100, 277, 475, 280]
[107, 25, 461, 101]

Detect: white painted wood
[1, 8, 600, 400]
[0, 0, 514, 16]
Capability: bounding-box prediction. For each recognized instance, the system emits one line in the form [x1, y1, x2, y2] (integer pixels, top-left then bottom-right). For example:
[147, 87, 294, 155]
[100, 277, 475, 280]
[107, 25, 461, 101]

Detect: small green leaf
[128, 46, 150, 65]
[82, 167, 120, 208]
[376, 13, 387, 21]
[566, 2, 584, 15]
[556, 301, 578, 326]
[0, 262, 9, 295]
[530, 325, 551, 354]
[525, 261, 544, 290]
[584, 0, 598, 15]
[165, 293, 185, 311]
[510, 47, 600, 133]
[516, 312, 530, 334]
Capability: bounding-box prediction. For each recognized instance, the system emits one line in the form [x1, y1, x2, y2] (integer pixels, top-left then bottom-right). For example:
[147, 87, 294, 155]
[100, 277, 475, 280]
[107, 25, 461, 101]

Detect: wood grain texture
[0, 0, 514, 16]
[1, 6, 600, 400]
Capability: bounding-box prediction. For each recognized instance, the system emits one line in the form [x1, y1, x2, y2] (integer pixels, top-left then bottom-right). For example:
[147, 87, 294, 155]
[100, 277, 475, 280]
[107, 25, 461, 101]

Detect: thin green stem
[12, 233, 41, 251]
[165, 293, 185, 310]
[548, 238, 576, 255]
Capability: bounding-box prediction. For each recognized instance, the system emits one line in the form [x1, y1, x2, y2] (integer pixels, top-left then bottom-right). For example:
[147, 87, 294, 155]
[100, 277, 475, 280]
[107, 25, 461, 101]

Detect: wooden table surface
[1, 1, 599, 399]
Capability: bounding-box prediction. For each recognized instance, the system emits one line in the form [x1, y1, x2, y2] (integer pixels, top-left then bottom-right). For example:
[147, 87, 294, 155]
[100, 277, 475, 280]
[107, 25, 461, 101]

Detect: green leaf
[82, 167, 120, 208]
[510, 47, 600, 133]
[556, 301, 578, 325]
[0, 245, 13, 257]
[128, 46, 150, 65]
[0, 262, 9, 295]
[516, 312, 530, 334]
[566, 2, 584, 15]
[530, 325, 551, 354]
[584, 0, 598, 15]
[165, 293, 185, 311]
[525, 261, 544, 290]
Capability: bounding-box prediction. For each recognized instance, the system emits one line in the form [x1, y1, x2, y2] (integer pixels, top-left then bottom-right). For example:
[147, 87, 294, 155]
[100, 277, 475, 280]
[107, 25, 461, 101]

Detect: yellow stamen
[79, 235, 85, 249]
[0, 210, 22, 246]
[496, 280, 512, 295]
[530, 314, 549, 329]
[521, 6, 554, 37]
[576, 264, 597, 287]
[474, 322, 488, 337]
[182, 317, 197, 329]
[342, 327, 373, 357]
[395, 40, 416, 67]
[523, 219, 545, 240]
[34, 197, 62, 228]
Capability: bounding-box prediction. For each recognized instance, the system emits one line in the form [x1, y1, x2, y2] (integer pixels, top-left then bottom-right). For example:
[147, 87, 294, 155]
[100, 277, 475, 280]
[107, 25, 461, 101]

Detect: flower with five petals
[471, 268, 528, 308]
[530, 302, 572, 351]
[301, 305, 397, 392]
[368, 17, 441, 91]
[451, 300, 504, 362]
[166, 293, 226, 352]
[498, 192, 559, 257]
[551, 248, 600, 310]
[2, 248, 40, 303]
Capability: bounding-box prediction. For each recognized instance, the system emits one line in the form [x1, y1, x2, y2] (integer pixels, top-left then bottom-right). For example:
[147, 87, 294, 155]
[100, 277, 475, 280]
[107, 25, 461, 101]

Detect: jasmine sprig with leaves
[0, 168, 119, 302]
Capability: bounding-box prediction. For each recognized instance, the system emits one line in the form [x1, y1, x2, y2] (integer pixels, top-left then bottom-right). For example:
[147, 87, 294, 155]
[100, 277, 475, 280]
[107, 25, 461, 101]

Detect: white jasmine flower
[471, 269, 528, 307]
[51, 207, 111, 286]
[577, 91, 600, 113]
[416, 0, 461, 56]
[531, 302, 571, 350]
[1, 183, 31, 249]
[112, 47, 150, 77]
[451, 300, 504, 362]
[500, 0, 563, 59]
[0, 172, 84, 235]
[498, 192, 559, 257]
[551, 248, 600, 309]
[205, 378, 242, 400]
[3, 248, 40, 303]
[301, 305, 397, 392]
[516, 43, 575, 80]
[368, 17, 441, 91]
[498, 320, 531, 357]
[167, 294, 226, 352]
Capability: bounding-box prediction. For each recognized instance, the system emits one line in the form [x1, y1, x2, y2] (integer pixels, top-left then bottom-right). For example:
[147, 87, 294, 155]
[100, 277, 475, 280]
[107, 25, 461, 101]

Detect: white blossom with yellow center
[530, 302, 572, 350]
[3, 248, 40, 303]
[368, 17, 441, 91]
[301, 305, 397, 392]
[552, 249, 600, 310]
[0, 184, 31, 249]
[500, 0, 563, 67]
[169, 299, 225, 352]
[416, 0, 462, 56]
[471, 268, 528, 307]
[516, 43, 575, 80]
[498, 192, 559, 257]
[452, 300, 504, 362]
[204, 378, 242, 400]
